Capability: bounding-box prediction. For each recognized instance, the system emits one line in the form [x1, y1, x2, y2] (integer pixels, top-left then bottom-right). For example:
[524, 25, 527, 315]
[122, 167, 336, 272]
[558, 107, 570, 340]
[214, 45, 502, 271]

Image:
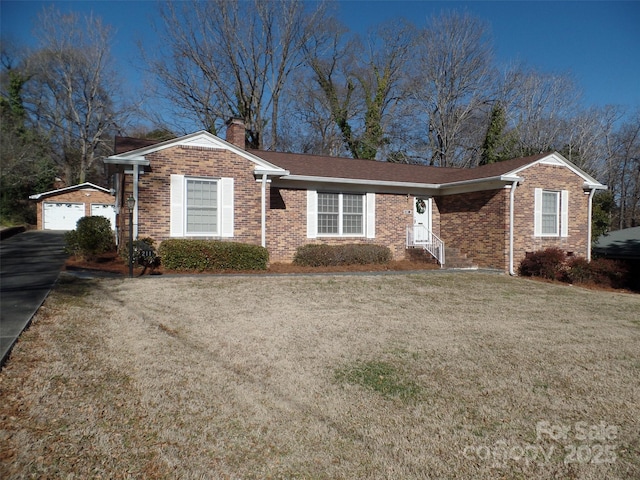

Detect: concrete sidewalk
[0, 230, 68, 367]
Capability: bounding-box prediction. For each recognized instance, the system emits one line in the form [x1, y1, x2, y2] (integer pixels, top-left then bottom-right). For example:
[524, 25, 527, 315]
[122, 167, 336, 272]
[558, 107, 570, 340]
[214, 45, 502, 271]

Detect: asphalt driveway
[0, 230, 68, 367]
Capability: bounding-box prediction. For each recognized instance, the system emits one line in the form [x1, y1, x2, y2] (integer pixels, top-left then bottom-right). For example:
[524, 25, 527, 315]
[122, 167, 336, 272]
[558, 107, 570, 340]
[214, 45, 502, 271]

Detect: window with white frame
[317, 192, 364, 236]
[170, 174, 234, 238]
[186, 178, 218, 234]
[534, 188, 568, 237]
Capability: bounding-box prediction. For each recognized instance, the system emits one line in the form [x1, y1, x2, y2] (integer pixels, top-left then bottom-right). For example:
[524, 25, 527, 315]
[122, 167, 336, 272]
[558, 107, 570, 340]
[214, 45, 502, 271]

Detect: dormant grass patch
[1, 272, 638, 479]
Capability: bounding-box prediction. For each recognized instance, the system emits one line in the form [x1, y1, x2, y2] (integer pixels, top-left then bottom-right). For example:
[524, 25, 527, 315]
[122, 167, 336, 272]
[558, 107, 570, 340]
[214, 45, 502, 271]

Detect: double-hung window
[317, 192, 364, 236]
[186, 178, 218, 234]
[541, 191, 559, 236]
[534, 188, 568, 237]
[170, 174, 234, 238]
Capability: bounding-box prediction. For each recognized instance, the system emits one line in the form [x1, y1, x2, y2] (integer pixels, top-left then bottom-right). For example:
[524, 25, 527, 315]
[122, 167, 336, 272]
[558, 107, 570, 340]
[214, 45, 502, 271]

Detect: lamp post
[126, 195, 135, 278]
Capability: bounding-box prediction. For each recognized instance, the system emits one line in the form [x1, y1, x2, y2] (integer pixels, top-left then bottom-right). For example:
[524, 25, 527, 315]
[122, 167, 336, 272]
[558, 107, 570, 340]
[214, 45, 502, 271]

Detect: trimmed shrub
[518, 247, 567, 280]
[64, 216, 115, 260]
[565, 257, 592, 284]
[583, 258, 628, 289]
[158, 239, 268, 271]
[521, 248, 630, 290]
[293, 243, 392, 267]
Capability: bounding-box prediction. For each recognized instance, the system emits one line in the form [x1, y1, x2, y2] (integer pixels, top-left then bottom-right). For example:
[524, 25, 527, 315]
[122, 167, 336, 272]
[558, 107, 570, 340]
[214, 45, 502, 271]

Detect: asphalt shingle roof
[114, 135, 549, 184]
[250, 150, 548, 184]
[593, 227, 640, 259]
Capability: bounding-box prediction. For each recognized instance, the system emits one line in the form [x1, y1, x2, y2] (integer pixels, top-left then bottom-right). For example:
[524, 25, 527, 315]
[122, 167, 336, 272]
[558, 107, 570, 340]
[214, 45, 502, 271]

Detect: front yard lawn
[1, 272, 638, 479]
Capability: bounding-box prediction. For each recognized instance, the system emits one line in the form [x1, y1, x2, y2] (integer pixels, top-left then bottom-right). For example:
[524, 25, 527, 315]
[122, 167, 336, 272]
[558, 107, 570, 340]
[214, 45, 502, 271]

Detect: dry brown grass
[1, 272, 639, 479]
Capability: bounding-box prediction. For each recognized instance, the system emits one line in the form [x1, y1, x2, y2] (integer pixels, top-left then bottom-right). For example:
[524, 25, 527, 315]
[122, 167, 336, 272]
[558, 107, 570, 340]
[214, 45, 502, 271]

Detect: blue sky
[2, 0, 639, 116]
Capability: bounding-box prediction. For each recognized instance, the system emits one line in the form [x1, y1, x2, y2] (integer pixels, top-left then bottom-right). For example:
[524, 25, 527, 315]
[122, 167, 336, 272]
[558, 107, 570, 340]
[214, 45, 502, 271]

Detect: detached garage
[30, 183, 116, 231]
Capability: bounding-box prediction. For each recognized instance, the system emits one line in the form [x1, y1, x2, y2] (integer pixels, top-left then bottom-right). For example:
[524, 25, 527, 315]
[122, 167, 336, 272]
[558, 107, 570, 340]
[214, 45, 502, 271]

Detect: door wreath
[415, 198, 426, 214]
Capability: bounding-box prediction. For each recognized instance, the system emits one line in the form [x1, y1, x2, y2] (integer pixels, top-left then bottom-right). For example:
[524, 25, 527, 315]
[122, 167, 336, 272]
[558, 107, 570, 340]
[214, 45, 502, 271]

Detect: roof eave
[584, 183, 608, 191]
[441, 174, 523, 188]
[506, 152, 606, 189]
[29, 182, 111, 200]
[104, 156, 151, 166]
[254, 168, 290, 177]
[279, 174, 440, 189]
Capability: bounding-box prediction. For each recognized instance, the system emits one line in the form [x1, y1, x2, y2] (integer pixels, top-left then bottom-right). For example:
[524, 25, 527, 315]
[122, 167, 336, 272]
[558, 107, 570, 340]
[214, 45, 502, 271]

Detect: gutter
[104, 156, 150, 166]
[254, 168, 289, 177]
[279, 173, 522, 191]
[280, 174, 440, 189]
[584, 184, 607, 262]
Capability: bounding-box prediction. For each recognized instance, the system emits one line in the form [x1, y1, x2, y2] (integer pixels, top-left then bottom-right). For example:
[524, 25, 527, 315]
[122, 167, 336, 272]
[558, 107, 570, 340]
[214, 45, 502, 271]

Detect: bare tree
[280, 68, 345, 155]
[22, 7, 127, 185]
[149, 0, 323, 149]
[504, 68, 580, 156]
[563, 105, 622, 175]
[355, 20, 415, 160]
[299, 16, 358, 156]
[300, 17, 415, 159]
[411, 11, 495, 167]
[607, 111, 640, 229]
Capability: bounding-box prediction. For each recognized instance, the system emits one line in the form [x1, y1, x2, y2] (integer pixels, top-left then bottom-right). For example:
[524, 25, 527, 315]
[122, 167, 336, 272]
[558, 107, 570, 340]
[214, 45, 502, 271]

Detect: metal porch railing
[406, 225, 445, 267]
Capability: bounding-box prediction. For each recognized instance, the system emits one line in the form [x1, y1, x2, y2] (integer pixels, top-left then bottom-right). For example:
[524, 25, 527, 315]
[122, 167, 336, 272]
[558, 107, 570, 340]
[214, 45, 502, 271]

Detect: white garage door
[91, 204, 116, 230]
[43, 202, 85, 231]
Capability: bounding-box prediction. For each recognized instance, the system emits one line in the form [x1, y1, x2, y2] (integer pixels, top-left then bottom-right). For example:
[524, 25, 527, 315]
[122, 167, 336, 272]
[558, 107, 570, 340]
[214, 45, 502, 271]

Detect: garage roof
[29, 182, 112, 201]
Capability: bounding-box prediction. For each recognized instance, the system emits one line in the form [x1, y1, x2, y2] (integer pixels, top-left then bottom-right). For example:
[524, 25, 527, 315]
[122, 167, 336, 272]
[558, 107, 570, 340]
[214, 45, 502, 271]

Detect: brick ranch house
[105, 120, 606, 273]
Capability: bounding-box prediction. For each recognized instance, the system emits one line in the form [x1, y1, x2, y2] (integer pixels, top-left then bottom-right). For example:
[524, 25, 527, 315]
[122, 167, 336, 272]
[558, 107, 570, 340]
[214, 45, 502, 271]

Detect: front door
[413, 197, 432, 243]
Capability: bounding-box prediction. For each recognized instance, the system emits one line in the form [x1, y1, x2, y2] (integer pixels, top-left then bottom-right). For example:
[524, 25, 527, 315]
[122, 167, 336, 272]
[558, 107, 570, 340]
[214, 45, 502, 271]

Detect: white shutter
[220, 177, 234, 237]
[307, 190, 317, 238]
[534, 188, 542, 237]
[561, 190, 569, 237]
[366, 193, 376, 238]
[170, 174, 184, 237]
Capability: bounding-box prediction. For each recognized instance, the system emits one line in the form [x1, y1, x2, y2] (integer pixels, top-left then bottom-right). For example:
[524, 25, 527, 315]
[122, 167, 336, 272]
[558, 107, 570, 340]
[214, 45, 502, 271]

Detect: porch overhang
[104, 156, 150, 167]
[276, 173, 524, 196]
[276, 174, 441, 195]
[438, 175, 524, 195]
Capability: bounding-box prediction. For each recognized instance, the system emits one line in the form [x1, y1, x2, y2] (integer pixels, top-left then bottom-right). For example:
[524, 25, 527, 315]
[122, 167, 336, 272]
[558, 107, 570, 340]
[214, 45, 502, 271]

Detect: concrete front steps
[406, 246, 477, 269]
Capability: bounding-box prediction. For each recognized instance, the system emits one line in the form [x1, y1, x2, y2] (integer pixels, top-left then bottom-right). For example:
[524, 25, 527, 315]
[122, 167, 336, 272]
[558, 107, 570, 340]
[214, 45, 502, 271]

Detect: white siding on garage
[43, 203, 85, 231]
[90, 204, 116, 230]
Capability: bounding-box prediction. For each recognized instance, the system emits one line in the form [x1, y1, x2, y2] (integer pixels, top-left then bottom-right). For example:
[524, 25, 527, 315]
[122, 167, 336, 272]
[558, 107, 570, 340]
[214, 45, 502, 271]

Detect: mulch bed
[64, 251, 441, 276]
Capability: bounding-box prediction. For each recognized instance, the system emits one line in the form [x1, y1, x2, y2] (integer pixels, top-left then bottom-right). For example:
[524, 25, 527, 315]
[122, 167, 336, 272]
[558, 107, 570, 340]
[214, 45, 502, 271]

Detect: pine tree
[480, 102, 507, 165]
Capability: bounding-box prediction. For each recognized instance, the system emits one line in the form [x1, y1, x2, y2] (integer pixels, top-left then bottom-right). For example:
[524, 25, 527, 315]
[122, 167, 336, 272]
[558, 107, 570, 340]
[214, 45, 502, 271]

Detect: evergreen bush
[64, 216, 115, 260]
[158, 239, 268, 271]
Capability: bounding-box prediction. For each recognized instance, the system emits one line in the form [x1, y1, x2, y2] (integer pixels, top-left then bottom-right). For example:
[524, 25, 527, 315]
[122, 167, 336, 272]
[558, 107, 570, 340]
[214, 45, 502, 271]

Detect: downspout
[509, 180, 519, 276]
[261, 174, 267, 248]
[586, 188, 596, 262]
[133, 165, 139, 239]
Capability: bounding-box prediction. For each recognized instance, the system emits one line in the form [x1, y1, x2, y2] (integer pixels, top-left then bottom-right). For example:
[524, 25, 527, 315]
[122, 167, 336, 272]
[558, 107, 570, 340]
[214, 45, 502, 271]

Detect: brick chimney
[225, 118, 246, 149]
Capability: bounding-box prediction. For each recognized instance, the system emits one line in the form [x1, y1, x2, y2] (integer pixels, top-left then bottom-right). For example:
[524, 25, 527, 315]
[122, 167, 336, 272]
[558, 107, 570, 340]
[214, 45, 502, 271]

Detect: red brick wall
[436, 163, 591, 271]
[266, 188, 415, 262]
[436, 188, 509, 270]
[36, 189, 114, 230]
[130, 145, 263, 245]
[512, 163, 589, 265]
[125, 148, 419, 261]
